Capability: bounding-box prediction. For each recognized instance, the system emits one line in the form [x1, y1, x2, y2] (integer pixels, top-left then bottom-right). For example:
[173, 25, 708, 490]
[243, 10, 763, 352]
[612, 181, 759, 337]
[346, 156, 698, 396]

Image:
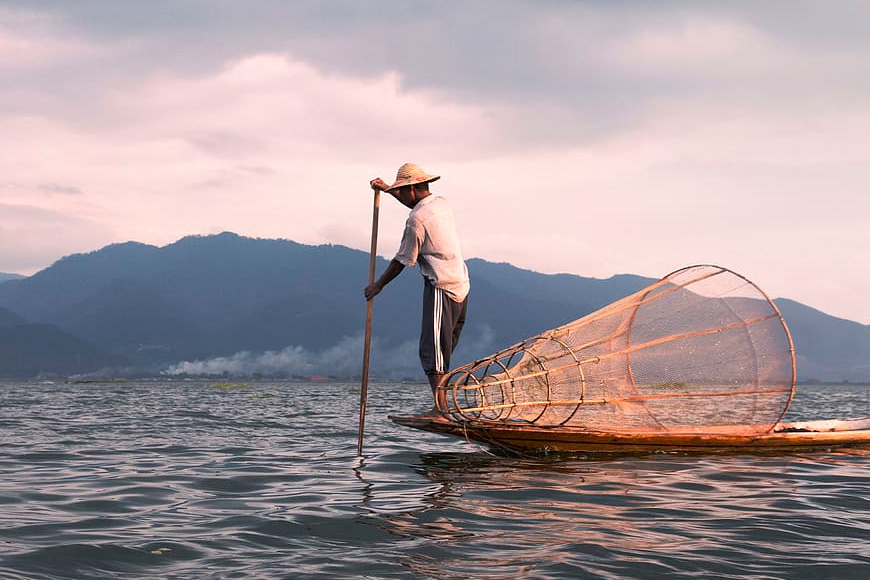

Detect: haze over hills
[0, 232, 866, 381]
[0, 272, 24, 284]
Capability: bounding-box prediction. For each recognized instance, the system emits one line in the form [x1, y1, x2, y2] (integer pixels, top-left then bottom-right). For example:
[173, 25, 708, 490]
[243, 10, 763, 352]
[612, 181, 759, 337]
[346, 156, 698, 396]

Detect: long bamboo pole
[357, 187, 380, 456]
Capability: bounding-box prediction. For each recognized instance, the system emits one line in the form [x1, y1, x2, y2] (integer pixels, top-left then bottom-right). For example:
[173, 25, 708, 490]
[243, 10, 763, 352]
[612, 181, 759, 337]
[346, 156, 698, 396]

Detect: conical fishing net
[442, 265, 796, 434]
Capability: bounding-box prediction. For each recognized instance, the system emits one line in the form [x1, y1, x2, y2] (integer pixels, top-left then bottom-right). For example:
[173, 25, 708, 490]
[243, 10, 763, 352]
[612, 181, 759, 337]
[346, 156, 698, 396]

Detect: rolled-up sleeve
[394, 217, 422, 268]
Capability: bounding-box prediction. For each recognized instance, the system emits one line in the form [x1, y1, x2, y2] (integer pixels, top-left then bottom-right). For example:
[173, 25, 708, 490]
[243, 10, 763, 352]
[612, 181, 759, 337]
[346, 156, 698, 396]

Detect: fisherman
[365, 163, 470, 412]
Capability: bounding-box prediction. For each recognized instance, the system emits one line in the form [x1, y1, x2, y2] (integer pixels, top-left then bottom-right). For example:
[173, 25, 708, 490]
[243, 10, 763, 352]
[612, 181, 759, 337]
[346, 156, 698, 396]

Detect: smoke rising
[163, 334, 419, 379]
[163, 325, 498, 379]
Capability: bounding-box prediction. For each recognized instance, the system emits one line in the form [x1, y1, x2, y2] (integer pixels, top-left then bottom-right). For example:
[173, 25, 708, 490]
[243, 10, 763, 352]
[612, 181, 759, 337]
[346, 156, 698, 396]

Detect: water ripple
[1, 381, 869, 579]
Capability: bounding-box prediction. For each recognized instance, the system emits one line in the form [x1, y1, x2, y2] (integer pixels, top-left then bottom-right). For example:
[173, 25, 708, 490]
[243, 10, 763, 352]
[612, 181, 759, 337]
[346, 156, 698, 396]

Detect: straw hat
[386, 162, 440, 191]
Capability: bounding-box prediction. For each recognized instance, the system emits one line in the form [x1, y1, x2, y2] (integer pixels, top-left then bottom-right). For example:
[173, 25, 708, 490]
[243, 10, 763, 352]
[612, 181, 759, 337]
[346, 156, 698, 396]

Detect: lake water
[1, 380, 869, 579]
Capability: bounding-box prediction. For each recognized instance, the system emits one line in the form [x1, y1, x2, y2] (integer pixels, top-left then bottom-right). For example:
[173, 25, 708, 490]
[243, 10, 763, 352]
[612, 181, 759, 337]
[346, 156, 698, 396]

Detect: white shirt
[394, 195, 470, 302]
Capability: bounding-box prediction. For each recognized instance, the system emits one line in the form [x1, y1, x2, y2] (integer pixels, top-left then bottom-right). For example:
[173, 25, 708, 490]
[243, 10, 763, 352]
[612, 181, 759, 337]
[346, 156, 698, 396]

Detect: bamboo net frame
[440, 265, 796, 434]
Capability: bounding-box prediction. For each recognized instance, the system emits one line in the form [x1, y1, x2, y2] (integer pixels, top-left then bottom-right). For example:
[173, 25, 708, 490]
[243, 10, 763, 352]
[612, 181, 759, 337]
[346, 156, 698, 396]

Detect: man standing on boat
[365, 163, 470, 412]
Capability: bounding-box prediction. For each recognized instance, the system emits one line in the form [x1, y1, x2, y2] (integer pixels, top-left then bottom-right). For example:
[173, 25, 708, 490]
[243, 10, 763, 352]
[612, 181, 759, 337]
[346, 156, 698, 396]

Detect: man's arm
[365, 259, 405, 300]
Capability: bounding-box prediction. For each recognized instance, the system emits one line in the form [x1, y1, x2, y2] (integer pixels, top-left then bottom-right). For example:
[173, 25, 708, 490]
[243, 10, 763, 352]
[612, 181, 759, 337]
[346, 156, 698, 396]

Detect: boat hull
[390, 415, 870, 454]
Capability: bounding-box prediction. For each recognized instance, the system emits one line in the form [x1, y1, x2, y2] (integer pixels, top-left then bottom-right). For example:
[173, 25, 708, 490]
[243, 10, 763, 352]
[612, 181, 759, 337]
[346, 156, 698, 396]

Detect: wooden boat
[391, 266, 870, 454]
[391, 414, 870, 453]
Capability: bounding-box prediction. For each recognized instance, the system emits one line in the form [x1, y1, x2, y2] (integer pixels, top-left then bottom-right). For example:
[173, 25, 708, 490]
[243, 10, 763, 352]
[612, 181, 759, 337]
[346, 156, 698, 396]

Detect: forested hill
[0, 232, 866, 381]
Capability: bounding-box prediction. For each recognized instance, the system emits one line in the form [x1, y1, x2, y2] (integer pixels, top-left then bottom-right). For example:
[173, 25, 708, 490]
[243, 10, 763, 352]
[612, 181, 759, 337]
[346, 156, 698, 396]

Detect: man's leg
[436, 292, 467, 375]
[421, 280, 469, 413]
[427, 372, 447, 411]
[451, 295, 468, 350]
[419, 280, 443, 411]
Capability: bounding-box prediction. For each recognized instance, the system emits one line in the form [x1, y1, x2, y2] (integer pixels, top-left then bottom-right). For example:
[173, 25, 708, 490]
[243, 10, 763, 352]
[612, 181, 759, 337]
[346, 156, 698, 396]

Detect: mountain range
[0, 232, 867, 382]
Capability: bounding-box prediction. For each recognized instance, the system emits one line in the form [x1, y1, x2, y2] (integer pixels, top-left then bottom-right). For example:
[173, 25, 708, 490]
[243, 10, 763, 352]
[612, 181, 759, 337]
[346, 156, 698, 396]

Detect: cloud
[0, 1, 868, 323]
[103, 53, 501, 159]
[8, 1, 853, 147]
[0, 203, 114, 273]
[0, 7, 97, 70]
[0, 48, 504, 261]
[1, 181, 82, 195]
[36, 183, 82, 195]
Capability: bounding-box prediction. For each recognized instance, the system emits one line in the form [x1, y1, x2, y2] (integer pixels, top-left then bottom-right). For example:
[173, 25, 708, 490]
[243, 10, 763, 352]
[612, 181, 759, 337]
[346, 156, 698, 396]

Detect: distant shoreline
[1, 377, 868, 388]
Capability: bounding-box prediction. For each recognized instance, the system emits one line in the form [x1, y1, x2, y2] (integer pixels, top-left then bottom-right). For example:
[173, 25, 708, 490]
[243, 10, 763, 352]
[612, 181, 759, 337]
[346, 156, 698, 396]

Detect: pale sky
[1, 1, 868, 324]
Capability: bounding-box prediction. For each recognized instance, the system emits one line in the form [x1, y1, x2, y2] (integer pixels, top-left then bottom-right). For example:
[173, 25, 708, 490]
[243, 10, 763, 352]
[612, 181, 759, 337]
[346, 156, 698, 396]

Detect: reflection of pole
[357, 187, 380, 456]
[352, 456, 373, 509]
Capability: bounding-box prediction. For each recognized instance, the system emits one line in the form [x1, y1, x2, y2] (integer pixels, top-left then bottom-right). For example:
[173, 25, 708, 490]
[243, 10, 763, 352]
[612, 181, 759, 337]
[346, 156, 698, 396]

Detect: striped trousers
[419, 279, 468, 376]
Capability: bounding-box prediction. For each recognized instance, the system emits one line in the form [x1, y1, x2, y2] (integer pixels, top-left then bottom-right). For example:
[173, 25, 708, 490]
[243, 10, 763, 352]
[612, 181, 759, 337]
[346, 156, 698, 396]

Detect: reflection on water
[0, 381, 868, 579]
[371, 446, 870, 579]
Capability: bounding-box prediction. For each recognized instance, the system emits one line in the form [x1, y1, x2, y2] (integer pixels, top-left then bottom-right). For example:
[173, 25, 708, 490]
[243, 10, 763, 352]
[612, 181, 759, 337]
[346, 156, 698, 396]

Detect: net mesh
[441, 265, 796, 434]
